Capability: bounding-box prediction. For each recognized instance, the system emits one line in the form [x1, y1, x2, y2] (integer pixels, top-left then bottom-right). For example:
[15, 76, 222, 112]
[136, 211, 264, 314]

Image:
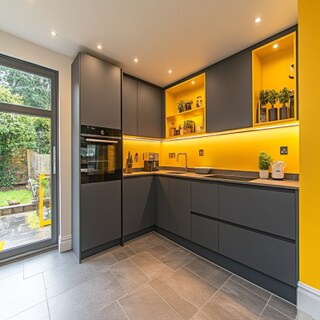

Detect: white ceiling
[0, 0, 297, 87]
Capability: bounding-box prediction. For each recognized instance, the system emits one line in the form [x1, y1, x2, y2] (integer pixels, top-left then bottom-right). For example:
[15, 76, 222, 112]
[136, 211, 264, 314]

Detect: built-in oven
[80, 125, 122, 184]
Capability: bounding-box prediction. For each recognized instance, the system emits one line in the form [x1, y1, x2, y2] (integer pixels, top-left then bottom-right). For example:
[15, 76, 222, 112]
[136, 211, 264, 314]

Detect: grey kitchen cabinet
[155, 177, 190, 240]
[191, 214, 219, 252]
[219, 184, 296, 240]
[122, 75, 138, 135]
[77, 53, 121, 128]
[206, 51, 252, 132]
[219, 223, 296, 286]
[122, 75, 163, 138]
[80, 181, 121, 252]
[191, 181, 219, 218]
[123, 176, 155, 236]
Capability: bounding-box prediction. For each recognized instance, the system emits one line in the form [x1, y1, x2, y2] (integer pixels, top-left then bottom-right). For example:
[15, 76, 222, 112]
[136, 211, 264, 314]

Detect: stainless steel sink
[204, 174, 254, 182]
[168, 171, 186, 175]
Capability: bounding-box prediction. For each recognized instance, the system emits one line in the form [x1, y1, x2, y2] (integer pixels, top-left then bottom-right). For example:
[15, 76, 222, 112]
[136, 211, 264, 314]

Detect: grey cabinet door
[191, 181, 219, 218]
[155, 177, 171, 230]
[219, 184, 296, 240]
[80, 53, 121, 129]
[138, 81, 162, 137]
[206, 51, 252, 132]
[80, 181, 121, 252]
[123, 76, 138, 135]
[170, 178, 190, 239]
[219, 223, 296, 286]
[191, 214, 219, 252]
[123, 177, 155, 236]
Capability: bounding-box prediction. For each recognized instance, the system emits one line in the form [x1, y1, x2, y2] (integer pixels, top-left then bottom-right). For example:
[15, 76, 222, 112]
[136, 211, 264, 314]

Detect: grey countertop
[123, 170, 299, 190]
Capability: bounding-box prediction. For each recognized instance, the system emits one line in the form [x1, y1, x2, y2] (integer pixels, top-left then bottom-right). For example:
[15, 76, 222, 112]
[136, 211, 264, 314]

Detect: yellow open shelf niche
[165, 73, 206, 138]
[252, 32, 297, 127]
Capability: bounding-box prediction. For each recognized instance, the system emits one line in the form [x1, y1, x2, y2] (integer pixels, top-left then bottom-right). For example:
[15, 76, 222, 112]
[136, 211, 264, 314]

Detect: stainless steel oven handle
[81, 133, 121, 140]
[86, 138, 118, 144]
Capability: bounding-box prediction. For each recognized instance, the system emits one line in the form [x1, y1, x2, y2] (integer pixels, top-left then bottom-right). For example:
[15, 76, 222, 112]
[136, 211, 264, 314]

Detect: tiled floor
[0, 232, 313, 320]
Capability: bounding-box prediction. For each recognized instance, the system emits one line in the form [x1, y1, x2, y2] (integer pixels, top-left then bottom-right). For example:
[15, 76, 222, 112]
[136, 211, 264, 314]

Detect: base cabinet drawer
[191, 214, 219, 252]
[219, 223, 296, 286]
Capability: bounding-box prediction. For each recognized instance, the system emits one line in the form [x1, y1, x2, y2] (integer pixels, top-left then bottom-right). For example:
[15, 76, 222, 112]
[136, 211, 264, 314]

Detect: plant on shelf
[183, 120, 195, 134]
[278, 87, 290, 120]
[177, 100, 185, 113]
[267, 89, 279, 121]
[258, 89, 269, 122]
[258, 151, 272, 179]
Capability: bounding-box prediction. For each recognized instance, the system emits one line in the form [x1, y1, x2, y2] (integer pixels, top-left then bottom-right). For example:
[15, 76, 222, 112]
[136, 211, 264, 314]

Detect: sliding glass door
[0, 54, 58, 260]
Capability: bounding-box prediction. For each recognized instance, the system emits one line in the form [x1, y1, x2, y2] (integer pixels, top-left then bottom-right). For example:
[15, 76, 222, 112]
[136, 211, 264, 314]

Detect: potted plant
[267, 89, 278, 121]
[258, 89, 268, 122]
[177, 100, 185, 113]
[183, 120, 193, 134]
[278, 87, 290, 120]
[258, 151, 272, 179]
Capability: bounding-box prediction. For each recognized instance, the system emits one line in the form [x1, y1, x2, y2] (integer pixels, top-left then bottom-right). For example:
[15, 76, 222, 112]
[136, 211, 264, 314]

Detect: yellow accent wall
[299, 0, 320, 290]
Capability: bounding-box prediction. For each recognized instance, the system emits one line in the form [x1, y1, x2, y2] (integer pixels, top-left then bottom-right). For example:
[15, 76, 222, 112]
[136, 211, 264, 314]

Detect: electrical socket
[280, 146, 288, 155]
[199, 149, 204, 156]
[169, 153, 175, 158]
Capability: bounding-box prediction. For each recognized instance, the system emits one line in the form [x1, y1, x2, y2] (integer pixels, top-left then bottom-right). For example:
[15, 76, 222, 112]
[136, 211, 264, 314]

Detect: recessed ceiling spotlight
[191, 81, 195, 85]
[255, 17, 262, 23]
[168, 70, 172, 74]
[273, 43, 279, 49]
[134, 58, 138, 63]
[97, 44, 102, 50]
[50, 31, 57, 37]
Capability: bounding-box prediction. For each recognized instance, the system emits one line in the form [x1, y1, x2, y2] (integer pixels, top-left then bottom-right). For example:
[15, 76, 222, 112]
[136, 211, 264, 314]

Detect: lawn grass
[0, 188, 33, 207]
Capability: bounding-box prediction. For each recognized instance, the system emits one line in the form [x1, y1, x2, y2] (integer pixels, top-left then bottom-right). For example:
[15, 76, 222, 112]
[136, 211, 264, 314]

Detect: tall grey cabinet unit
[206, 51, 252, 132]
[122, 74, 163, 138]
[72, 53, 122, 262]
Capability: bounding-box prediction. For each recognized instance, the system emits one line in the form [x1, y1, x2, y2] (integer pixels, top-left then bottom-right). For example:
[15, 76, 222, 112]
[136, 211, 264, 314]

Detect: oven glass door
[80, 137, 121, 183]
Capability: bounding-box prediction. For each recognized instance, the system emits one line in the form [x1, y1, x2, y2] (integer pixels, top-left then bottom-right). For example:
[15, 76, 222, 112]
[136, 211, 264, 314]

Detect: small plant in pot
[177, 100, 185, 113]
[183, 120, 193, 134]
[267, 89, 279, 121]
[258, 151, 272, 179]
[259, 89, 268, 122]
[278, 87, 290, 120]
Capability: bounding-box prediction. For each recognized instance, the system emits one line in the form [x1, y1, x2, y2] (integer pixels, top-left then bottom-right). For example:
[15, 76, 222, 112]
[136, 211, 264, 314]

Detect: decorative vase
[280, 105, 288, 120]
[268, 107, 278, 121]
[289, 95, 294, 118]
[260, 105, 267, 122]
[259, 170, 269, 179]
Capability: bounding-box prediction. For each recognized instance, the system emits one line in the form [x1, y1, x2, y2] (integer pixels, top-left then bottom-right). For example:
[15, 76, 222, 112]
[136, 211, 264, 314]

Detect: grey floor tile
[202, 279, 267, 320]
[192, 311, 212, 320]
[157, 248, 196, 271]
[23, 250, 78, 278]
[128, 233, 164, 253]
[83, 250, 117, 273]
[8, 302, 50, 320]
[109, 259, 149, 293]
[150, 276, 199, 319]
[0, 260, 24, 280]
[296, 310, 315, 320]
[260, 305, 292, 320]
[268, 296, 297, 319]
[146, 244, 173, 259]
[130, 252, 171, 280]
[0, 273, 46, 319]
[185, 257, 231, 289]
[48, 271, 126, 320]
[88, 301, 128, 320]
[110, 245, 136, 262]
[164, 267, 216, 309]
[230, 275, 271, 301]
[119, 284, 181, 320]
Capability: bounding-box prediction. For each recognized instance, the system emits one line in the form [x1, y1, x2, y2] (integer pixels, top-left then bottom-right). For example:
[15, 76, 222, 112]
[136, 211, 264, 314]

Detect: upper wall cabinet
[76, 53, 121, 129]
[122, 75, 163, 138]
[252, 32, 297, 126]
[206, 51, 252, 132]
[165, 74, 206, 138]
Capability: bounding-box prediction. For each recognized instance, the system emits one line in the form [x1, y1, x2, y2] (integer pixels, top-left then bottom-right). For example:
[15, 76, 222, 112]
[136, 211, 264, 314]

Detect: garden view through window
[0, 58, 56, 256]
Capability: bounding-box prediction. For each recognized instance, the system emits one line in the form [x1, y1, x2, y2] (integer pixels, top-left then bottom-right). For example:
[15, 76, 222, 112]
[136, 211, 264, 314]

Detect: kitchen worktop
[123, 170, 299, 190]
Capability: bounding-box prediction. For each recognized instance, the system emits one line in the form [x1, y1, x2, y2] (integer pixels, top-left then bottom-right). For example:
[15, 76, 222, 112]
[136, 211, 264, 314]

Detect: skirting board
[297, 282, 320, 320]
[59, 234, 72, 252]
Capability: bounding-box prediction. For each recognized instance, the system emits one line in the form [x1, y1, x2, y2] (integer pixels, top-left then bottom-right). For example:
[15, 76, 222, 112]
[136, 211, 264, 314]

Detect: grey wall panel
[123, 76, 138, 135]
[80, 53, 121, 129]
[219, 184, 296, 240]
[219, 223, 296, 286]
[191, 181, 219, 218]
[80, 181, 121, 251]
[123, 176, 155, 236]
[206, 51, 252, 132]
[191, 214, 219, 252]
